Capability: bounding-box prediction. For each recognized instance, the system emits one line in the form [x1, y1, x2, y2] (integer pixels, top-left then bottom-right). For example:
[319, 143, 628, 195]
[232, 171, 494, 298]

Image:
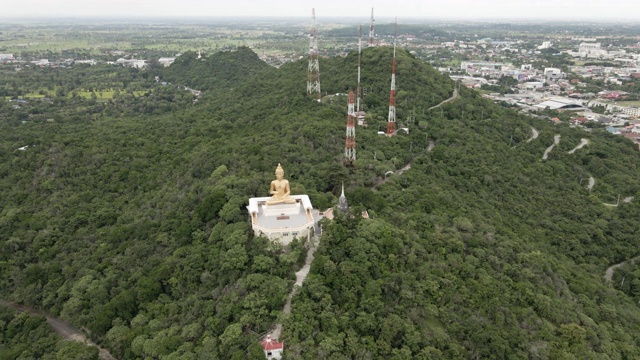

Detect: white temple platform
[247, 195, 314, 245]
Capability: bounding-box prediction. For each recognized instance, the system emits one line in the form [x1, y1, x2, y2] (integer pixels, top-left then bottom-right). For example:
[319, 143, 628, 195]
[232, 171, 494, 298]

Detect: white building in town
[75, 60, 97, 65]
[116, 58, 147, 68]
[579, 43, 602, 53]
[538, 41, 553, 50]
[158, 57, 176, 67]
[544, 68, 565, 80]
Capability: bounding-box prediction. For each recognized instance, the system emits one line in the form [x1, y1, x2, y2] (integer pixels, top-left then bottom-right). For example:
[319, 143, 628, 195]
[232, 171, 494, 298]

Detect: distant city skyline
[3, 0, 640, 21]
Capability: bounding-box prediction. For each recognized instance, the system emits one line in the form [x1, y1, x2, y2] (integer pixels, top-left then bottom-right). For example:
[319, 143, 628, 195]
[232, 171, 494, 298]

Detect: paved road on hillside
[603, 196, 635, 207]
[588, 177, 595, 191]
[526, 127, 539, 143]
[542, 134, 561, 160]
[605, 256, 640, 283]
[568, 138, 589, 154]
[0, 300, 116, 360]
[428, 89, 458, 110]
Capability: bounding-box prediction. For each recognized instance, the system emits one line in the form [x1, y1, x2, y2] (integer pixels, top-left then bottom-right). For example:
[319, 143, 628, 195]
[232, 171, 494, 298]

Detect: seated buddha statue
[266, 163, 297, 205]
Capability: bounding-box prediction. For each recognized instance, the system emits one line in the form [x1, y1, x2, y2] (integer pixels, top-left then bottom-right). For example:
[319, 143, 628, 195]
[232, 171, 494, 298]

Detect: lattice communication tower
[368, 8, 375, 47]
[307, 8, 321, 101]
[345, 91, 356, 164]
[386, 19, 398, 136]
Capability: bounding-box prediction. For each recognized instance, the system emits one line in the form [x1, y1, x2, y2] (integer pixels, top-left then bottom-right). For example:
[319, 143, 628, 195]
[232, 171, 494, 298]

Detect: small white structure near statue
[261, 335, 284, 359]
[247, 164, 315, 245]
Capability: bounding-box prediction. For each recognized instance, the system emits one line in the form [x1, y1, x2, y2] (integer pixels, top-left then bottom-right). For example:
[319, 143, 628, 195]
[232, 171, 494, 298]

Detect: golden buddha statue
[267, 163, 296, 205]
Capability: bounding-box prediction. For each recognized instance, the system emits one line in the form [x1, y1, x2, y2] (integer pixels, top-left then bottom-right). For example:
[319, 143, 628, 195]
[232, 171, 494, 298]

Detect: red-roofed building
[261, 335, 284, 359]
[600, 91, 628, 100]
[622, 133, 640, 150]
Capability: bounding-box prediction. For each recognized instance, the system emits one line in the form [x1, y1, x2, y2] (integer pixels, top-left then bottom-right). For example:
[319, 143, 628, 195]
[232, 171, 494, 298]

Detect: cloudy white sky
[2, 0, 640, 20]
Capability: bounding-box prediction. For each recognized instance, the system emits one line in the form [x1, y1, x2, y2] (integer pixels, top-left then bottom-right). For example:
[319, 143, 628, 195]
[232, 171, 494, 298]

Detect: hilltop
[0, 46, 639, 359]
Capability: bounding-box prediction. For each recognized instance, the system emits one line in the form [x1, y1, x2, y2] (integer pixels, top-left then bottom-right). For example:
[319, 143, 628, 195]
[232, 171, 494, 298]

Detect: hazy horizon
[3, 0, 640, 21]
[1, 15, 640, 25]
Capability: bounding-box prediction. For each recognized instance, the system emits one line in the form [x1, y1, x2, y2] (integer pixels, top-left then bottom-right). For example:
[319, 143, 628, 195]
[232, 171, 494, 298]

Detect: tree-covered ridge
[1, 45, 639, 359]
[284, 89, 640, 358]
[162, 45, 453, 123]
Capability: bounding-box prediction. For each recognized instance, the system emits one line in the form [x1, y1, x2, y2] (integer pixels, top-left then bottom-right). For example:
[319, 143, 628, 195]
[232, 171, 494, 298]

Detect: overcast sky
[3, 0, 640, 20]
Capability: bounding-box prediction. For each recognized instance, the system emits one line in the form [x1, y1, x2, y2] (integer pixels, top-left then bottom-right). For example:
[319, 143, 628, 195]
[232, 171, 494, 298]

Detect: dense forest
[1, 45, 640, 359]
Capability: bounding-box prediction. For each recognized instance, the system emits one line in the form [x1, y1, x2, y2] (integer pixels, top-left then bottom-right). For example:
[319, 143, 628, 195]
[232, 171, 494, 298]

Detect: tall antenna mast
[307, 8, 321, 101]
[345, 91, 356, 164]
[357, 25, 362, 113]
[368, 8, 375, 47]
[386, 17, 398, 137]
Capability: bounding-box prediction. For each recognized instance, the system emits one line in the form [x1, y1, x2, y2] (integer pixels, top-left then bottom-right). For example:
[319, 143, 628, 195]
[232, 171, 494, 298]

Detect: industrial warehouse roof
[534, 98, 586, 111]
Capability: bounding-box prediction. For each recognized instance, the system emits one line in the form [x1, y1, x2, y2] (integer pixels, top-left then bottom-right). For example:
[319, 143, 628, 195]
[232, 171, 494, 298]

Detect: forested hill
[162, 46, 271, 91]
[163, 45, 453, 115]
[1, 46, 640, 359]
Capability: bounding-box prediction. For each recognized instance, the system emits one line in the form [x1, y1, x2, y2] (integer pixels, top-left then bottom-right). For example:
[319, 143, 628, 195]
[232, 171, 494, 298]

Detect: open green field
[615, 101, 640, 107]
[0, 20, 342, 61]
[5, 89, 148, 101]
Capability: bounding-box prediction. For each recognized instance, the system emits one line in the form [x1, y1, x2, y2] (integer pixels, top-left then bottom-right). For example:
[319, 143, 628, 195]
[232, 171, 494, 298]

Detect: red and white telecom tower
[344, 91, 356, 164]
[386, 18, 398, 137]
[307, 8, 321, 101]
[357, 25, 362, 113]
[368, 8, 375, 47]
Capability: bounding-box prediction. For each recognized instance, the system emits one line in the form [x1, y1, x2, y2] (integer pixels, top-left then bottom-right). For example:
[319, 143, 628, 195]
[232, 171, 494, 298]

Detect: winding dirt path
[542, 134, 561, 160]
[396, 162, 412, 176]
[568, 138, 589, 154]
[588, 177, 595, 191]
[604, 256, 640, 283]
[270, 241, 318, 341]
[0, 300, 116, 360]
